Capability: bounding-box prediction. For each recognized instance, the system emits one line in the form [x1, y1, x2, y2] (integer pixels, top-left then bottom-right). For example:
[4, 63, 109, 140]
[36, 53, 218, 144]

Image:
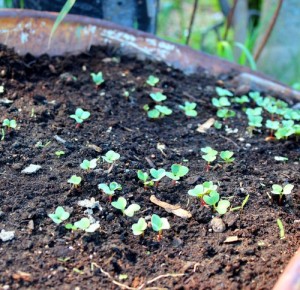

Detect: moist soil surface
[0, 45, 299, 290]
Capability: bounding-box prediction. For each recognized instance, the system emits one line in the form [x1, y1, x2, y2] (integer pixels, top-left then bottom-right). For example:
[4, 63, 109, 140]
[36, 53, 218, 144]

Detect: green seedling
[203, 191, 230, 215]
[247, 115, 263, 135]
[266, 120, 280, 138]
[214, 120, 222, 129]
[149, 92, 167, 102]
[146, 75, 159, 86]
[111, 197, 140, 217]
[132, 218, 148, 236]
[2, 119, 17, 130]
[231, 194, 249, 212]
[90, 71, 104, 86]
[1, 128, 5, 141]
[137, 170, 154, 188]
[215, 87, 233, 97]
[35, 140, 51, 148]
[245, 107, 262, 116]
[102, 150, 120, 164]
[212, 97, 231, 108]
[275, 121, 296, 140]
[68, 175, 82, 188]
[55, 150, 65, 158]
[178, 101, 197, 117]
[98, 182, 122, 202]
[80, 158, 98, 171]
[49, 206, 70, 224]
[249, 91, 262, 102]
[165, 164, 189, 185]
[233, 95, 249, 105]
[276, 218, 285, 239]
[271, 184, 294, 205]
[70, 108, 90, 127]
[217, 108, 236, 119]
[274, 156, 288, 162]
[220, 150, 235, 163]
[151, 214, 170, 241]
[148, 105, 172, 118]
[188, 181, 218, 204]
[201, 146, 218, 171]
[150, 168, 166, 186]
[66, 218, 100, 232]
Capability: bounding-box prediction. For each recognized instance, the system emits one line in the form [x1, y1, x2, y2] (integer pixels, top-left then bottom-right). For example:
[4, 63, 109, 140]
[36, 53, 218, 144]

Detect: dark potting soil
[0, 45, 299, 290]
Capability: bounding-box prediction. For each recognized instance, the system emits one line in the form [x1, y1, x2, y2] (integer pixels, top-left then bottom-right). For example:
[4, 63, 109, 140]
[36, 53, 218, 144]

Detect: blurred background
[1, 0, 299, 89]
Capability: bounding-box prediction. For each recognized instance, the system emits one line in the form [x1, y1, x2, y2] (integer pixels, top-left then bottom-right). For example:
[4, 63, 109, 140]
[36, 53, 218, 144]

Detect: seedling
[165, 164, 189, 185]
[70, 108, 90, 127]
[80, 158, 98, 171]
[276, 218, 285, 239]
[271, 183, 294, 205]
[233, 95, 249, 105]
[212, 97, 231, 108]
[215, 87, 233, 97]
[90, 71, 104, 86]
[274, 156, 288, 162]
[178, 101, 197, 117]
[188, 181, 218, 204]
[68, 175, 82, 188]
[201, 146, 218, 171]
[149, 92, 167, 103]
[217, 108, 236, 119]
[249, 91, 262, 102]
[247, 115, 263, 135]
[102, 150, 120, 164]
[231, 194, 249, 212]
[220, 151, 235, 163]
[49, 206, 70, 224]
[150, 168, 166, 186]
[214, 120, 222, 129]
[151, 214, 170, 241]
[66, 218, 100, 232]
[111, 197, 140, 217]
[203, 191, 230, 215]
[137, 170, 154, 188]
[132, 217, 147, 236]
[245, 107, 262, 116]
[55, 150, 65, 158]
[98, 182, 122, 202]
[275, 121, 296, 140]
[266, 120, 280, 138]
[146, 75, 159, 86]
[2, 119, 17, 130]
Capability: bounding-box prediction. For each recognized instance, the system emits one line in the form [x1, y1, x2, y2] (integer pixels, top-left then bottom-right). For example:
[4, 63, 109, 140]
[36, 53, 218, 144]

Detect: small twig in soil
[106, 163, 115, 174]
[219, 134, 240, 149]
[53, 135, 67, 144]
[145, 157, 155, 168]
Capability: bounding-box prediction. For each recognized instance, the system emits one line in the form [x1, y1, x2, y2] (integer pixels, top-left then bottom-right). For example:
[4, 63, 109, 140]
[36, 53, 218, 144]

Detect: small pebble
[210, 217, 226, 233]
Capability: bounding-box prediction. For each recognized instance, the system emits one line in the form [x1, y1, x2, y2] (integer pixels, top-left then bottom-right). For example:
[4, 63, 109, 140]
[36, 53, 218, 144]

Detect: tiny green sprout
[147, 105, 172, 118]
[249, 91, 262, 102]
[98, 182, 122, 201]
[276, 218, 285, 239]
[137, 170, 154, 187]
[2, 119, 17, 130]
[68, 175, 82, 188]
[231, 194, 250, 212]
[212, 97, 231, 108]
[102, 150, 120, 164]
[203, 191, 230, 215]
[132, 217, 147, 235]
[217, 108, 236, 119]
[150, 168, 166, 182]
[90, 71, 104, 86]
[201, 146, 218, 171]
[215, 87, 233, 97]
[70, 217, 100, 232]
[245, 107, 262, 116]
[214, 120, 222, 129]
[274, 156, 288, 162]
[275, 126, 295, 140]
[1, 128, 5, 141]
[266, 120, 280, 131]
[265, 104, 277, 115]
[49, 206, 70, 224]
[151, 214, 170, 241]
[271, 184, 294, 205]
[55, 150, 65, 158]
[70, 108, 90, 125]
[165, 164, 189, 184]
[220, 150, 235, 163]
[149, 92, 167, 102]
[80, 158, 98, 171]
[188, 181, 218, 202]
[146, 75, 159, 86]
[233, 95, 249, 104]
[111, 197, 140, 217]
[248, 115, 263, 128]
[178, 101, 197, 117]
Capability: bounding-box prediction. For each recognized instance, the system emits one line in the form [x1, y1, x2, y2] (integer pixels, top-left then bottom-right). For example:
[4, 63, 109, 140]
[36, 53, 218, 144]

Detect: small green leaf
[68, 175, 82, 186]
[150, 168, 166, 181]
[111, 197, 127, 211]
[91, 72, 104, 86]
[216, 200, 230, 215]
[102, 150, 120, 163]
[74, 218, 90, 230]
[49, 206, 70, 224]
[151, 214, 170, 232]
[203, 191, 220, 206]
[124, 204, 140, 217]
[146, 75, 159, 86]
[150, 92, 167, 102]
[132, 218, 147, 235]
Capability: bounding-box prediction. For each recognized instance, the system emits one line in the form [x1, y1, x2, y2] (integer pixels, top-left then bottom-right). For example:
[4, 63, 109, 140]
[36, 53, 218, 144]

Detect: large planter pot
[0, 9, 299, 290]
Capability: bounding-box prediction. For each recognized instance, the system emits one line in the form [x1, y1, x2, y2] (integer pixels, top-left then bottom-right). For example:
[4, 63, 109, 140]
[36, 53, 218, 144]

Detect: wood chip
[196, 118, 215, 133]
[87, 144, 102, 153]
[224, 236, 240, 243]
[150, 195, 192, 218]
[12, 271, 32, 282]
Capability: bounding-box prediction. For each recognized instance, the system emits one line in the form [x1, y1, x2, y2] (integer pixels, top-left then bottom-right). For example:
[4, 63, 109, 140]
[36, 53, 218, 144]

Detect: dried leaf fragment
[150, 195, 192, 218]
[196, 118, 215, 133]
[224, 236, 240, 243]
[12, 271, 32, 282]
